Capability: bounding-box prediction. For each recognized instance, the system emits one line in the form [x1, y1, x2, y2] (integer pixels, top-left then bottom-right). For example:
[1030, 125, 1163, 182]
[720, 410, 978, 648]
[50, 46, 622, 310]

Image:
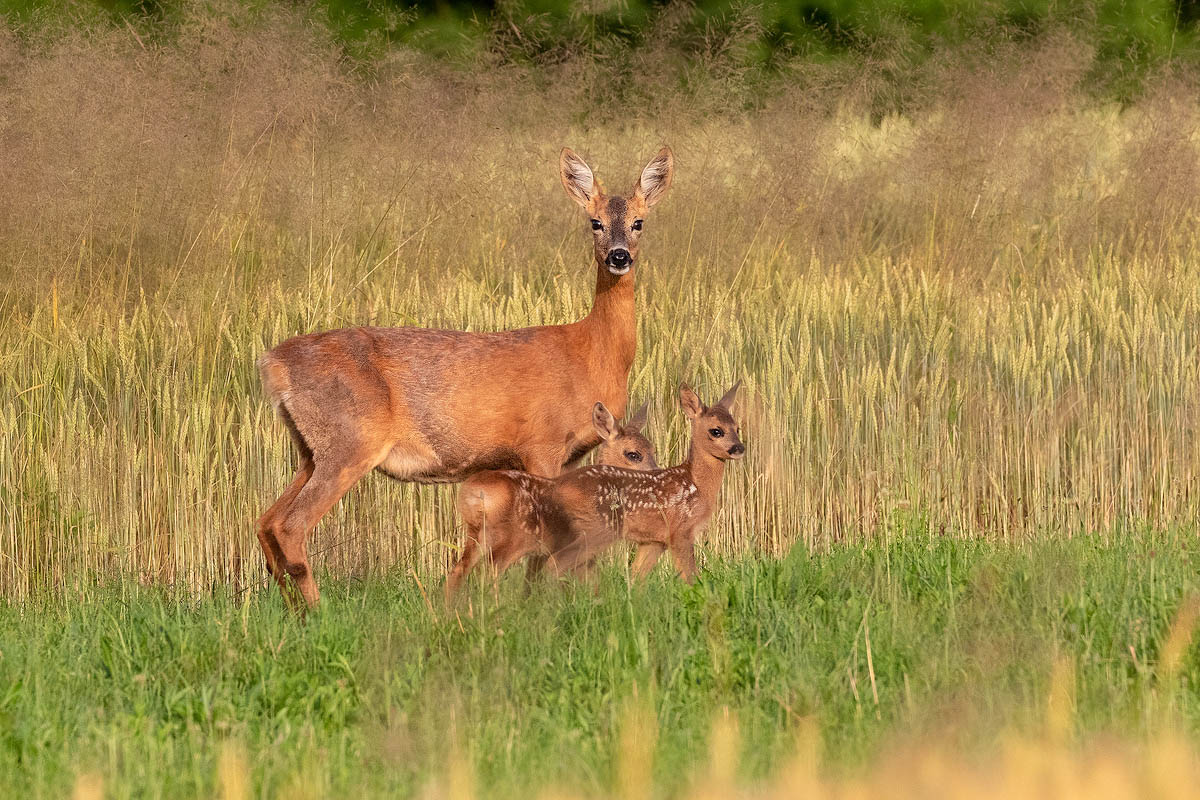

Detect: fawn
[445, 401, 657, 600]
[255, 147, 673, 608]
[544, 383, 744, 583]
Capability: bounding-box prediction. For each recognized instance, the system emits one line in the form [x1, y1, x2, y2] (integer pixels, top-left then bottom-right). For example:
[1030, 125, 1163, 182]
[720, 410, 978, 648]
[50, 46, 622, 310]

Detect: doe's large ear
[592, 402, 619, 441]
[635, 146, 674, 208]
[679, 384, 705, 420]
[715, 380, 742, 412]
[624, 401, 649, 434]
[560, 148, 595, 208]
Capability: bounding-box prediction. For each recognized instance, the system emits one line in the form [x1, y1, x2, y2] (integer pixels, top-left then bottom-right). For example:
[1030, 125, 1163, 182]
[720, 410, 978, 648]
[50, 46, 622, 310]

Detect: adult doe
[445, 401, 656, 600]
[256, 147, 674, 608]
[545, 383, 744, 583]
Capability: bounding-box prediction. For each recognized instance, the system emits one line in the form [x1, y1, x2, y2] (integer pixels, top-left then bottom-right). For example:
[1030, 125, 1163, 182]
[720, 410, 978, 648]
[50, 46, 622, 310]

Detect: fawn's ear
[635, 146, 673, 208]
[679, 385, 705, 419]
[592, 402, 619, 440]
[560, 148, 595, 208]
[624, 401, 649, 434]
[715, 380, 742, 412]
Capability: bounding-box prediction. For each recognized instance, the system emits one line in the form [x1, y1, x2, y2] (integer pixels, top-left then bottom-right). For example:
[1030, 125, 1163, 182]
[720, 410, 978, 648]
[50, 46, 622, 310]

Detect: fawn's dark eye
[624, 451, 642, 462]
[591, 219, 603, 231]
[709, 428, 724, 438]
[632, 219, 643, 231]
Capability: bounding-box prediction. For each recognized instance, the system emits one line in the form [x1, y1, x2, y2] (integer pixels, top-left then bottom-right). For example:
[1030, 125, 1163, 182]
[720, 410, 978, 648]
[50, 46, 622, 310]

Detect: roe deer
[445, 401, 656, 600]
[544, 383, 744, 583]
[255, 147, 674, 608]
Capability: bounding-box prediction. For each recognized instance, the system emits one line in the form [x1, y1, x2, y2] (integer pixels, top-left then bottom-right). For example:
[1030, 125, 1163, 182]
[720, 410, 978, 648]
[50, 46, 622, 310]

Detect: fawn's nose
[606, 248, 631, 269]
[728, 443, 745, 458]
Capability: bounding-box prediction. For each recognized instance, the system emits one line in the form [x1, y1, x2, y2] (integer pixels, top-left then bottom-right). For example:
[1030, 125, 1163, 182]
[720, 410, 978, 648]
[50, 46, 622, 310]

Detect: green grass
[4, 530, 1200, 798]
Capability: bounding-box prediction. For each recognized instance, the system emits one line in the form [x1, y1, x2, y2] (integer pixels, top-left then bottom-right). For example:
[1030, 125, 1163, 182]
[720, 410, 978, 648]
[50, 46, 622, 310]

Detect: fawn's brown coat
[445, 402, 656, 599]
[544, 383, 744, 583]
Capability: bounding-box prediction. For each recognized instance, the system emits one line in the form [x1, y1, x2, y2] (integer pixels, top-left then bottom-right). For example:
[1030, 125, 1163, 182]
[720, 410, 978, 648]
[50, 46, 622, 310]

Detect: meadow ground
[5, 531, 1200, 799]
[6, 4, 1200, 796]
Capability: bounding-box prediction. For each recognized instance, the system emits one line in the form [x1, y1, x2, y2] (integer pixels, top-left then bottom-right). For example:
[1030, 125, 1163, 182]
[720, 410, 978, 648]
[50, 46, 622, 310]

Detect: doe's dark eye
[632, 219, 643, 231]
[624, 451, 642, 462]
[709, 428, 724, 438]
[591, 219, 603, 231]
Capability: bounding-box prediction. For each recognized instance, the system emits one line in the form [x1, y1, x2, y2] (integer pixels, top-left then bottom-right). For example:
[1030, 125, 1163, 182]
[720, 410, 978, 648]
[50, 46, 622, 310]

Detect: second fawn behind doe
[544, 382, 744, 583]
[446, 401, 657, 600]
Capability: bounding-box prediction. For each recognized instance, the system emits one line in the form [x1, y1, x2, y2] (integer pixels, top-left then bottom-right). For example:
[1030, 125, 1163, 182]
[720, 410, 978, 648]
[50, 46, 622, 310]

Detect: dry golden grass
[4, 8, 1200, 598]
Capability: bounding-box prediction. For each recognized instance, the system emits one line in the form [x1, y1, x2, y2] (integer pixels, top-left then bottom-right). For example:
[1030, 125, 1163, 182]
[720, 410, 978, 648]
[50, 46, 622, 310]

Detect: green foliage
[2, 532, 1200, 796]
[3, 0, 1200, 99]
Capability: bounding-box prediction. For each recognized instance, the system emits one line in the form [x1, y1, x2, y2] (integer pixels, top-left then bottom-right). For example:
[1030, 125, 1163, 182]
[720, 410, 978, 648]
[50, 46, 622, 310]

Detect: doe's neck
[581, 262, 637, 372]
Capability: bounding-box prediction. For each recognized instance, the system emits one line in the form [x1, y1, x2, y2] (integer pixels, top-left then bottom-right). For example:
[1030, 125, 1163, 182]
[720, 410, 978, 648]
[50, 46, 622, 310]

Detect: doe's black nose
[728, 443, 745, 456]
[606, 248, 630, 267]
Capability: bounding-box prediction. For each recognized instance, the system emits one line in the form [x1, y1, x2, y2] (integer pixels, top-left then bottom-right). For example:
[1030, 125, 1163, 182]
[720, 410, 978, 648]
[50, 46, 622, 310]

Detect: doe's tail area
[257, 350, 316, 461]
[257, 351, 293, 415]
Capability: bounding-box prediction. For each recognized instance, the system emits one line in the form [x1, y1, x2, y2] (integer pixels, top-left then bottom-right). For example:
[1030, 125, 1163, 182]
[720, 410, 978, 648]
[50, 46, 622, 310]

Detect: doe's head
[592, 401, 658, 470]
[680, 382, 744, 461]
[560, 146, 674, 276]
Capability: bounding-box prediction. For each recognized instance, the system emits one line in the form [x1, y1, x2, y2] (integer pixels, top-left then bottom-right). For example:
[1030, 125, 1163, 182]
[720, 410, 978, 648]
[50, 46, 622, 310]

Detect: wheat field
[4, 14, 1200, 599]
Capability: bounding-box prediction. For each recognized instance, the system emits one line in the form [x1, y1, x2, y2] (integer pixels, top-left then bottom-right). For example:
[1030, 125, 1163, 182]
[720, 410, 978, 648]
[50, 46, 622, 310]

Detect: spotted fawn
[545, 382, 744, 583]
[446, 402, 657, 600]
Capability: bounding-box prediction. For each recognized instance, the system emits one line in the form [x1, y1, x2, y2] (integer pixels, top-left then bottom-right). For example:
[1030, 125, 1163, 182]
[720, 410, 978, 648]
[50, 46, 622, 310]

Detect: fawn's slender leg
[445, 524, 485, 603]
[549, 528, 616, 579]
[668, 535, 699, 583]
[631, 542, 666, 580]
[489, 540, 539, 593]
[546, 540, 584, 578]
[538, 543, 658, 586]
[519, 449, 564, 586]
[523, 555, 549, 587]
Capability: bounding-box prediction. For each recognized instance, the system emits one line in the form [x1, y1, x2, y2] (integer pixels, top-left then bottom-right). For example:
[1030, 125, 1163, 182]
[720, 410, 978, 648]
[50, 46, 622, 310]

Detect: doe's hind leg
[256, 457, 315, 591]
[273, 448, 379, 609]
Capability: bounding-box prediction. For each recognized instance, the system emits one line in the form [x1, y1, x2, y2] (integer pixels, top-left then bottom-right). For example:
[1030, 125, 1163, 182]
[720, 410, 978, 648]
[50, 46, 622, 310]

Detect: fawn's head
[680, 382, 745, 461]
[560, 147, 674, 276]
[592, 401, 658, 469]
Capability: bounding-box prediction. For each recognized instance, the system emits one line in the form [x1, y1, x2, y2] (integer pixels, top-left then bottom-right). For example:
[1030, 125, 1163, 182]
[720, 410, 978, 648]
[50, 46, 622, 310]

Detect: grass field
[6, 3, 1200, 796]
[5, 532, 1200, 798]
